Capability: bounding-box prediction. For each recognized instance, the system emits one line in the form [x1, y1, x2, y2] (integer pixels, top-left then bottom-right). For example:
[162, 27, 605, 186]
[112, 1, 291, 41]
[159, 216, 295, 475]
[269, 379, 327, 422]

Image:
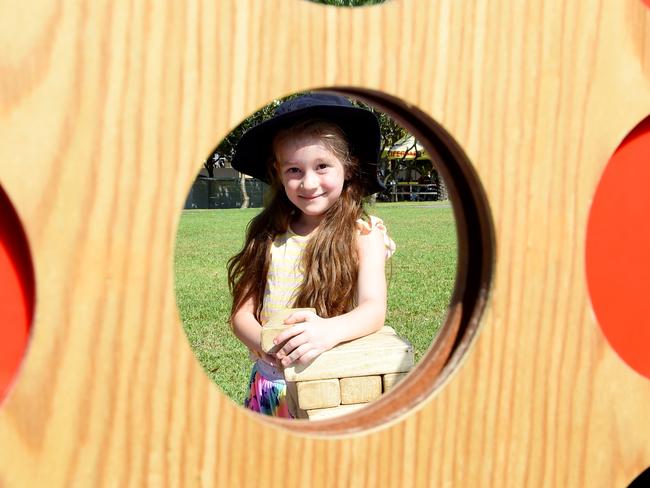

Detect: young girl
[228, 93, 396, 418]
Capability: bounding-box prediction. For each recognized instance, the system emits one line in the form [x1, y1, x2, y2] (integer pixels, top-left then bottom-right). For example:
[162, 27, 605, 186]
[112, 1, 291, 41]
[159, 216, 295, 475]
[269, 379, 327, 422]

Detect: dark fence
[184, 178, 268, 209]
[377, 174, 448, 202]
[184, 176, 448, 209]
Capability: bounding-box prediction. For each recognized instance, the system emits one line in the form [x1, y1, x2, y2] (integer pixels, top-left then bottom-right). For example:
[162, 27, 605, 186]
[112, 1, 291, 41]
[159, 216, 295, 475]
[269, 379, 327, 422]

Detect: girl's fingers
[281, 342, 314, 366]
[273, 323, 305, 346]
[276, 332, 308, 359]
[284, 310, 317, 325]
[296, 349, 319, 365]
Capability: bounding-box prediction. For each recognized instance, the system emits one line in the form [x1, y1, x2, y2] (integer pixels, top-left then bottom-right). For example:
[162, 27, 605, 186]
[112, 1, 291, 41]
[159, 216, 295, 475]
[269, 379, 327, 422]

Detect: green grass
[174, 201, 457, 403]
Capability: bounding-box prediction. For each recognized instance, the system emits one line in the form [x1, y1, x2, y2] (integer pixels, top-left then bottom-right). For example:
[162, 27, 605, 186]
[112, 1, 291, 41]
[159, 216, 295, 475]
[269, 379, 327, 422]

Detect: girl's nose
[302, 171, 319, 190]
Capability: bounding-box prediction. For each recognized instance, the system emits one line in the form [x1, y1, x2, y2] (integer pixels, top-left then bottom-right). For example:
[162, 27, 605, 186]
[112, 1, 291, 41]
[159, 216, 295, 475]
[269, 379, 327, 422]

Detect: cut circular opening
[586, 115, 650, 380]
[175, 88, 494, 435]
[265, 88, 495, 434]
[0, 185, 35, 404]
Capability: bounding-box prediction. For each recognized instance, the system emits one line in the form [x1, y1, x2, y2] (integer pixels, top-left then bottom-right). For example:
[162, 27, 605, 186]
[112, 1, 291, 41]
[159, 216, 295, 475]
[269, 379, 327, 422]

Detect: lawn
[174, 201, 457, 403]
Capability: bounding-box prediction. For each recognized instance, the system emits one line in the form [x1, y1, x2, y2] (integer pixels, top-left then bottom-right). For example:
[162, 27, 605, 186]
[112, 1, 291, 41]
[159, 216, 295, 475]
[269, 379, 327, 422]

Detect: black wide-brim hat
[232, 93, 385, 196]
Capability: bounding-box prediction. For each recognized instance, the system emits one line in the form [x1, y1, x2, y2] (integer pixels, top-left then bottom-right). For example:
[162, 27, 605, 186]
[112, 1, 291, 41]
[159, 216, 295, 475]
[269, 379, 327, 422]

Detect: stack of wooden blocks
[261, 310, 414, 420]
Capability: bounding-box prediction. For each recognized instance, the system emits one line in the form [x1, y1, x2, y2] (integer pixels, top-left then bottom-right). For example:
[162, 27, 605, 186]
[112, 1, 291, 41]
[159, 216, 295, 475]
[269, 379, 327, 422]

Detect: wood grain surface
[1, 0, 649, 486]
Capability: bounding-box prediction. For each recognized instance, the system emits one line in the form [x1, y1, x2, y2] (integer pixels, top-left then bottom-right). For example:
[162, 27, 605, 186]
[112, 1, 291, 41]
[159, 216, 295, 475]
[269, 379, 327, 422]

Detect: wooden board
[382, 372, 408, 393]
[306, 403, 367, 421]
[339, 376, 382, 405]
[296, 379, 341, 410]
[260, 308, 316, 353]
[1, 0, 649, 486]
[283, 328, 414, 381]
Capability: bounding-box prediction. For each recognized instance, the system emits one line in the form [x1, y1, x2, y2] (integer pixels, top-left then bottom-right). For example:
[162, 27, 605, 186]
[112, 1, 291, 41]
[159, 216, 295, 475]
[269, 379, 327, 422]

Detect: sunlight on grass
[174, 202, 457, 403]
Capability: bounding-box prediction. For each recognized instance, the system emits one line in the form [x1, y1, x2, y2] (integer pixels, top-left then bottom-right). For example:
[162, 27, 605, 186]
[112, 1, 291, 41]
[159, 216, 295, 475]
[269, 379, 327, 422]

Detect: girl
[228, 93, 396, 418]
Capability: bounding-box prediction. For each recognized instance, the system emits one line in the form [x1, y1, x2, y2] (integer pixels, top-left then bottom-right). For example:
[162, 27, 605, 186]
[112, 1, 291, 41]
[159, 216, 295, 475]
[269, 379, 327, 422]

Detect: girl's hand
[273, 310, 337, 367]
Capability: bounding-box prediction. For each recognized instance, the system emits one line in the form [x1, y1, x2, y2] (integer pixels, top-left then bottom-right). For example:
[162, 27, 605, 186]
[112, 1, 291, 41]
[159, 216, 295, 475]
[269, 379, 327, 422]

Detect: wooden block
[375, 326, 396, 335]
[260, 325, 291, 354]
[265, 308, 316, 327]
[260, 308, 315, 353]
[284, 329, 414, 381]
[382, 372, 408, 392]
[339, 376, 382, 404]
[285, 381, 308, 419]
[306, 403, 367, 421]
[296, 379, 341, 410]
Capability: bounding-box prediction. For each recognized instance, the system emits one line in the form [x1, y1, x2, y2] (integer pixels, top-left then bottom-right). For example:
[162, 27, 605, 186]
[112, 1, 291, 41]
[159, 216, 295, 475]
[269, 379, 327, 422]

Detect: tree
[206, 95, 302, 208]
[202, 151, 227, 178]
[206, 91, 414, 205]
[373, 109, 409, 186]
[210, 98, 286, 167]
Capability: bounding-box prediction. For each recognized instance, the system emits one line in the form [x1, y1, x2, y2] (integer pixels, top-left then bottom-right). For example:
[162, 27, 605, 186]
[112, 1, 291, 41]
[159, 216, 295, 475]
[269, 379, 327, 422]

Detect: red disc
[586, 116, 650, 379]
[0, 186, 34, 402]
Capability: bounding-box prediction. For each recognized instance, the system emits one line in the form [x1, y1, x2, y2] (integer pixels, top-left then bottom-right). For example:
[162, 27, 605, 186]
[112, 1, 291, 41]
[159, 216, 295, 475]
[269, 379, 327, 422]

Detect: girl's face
[274, 135, 347, 222]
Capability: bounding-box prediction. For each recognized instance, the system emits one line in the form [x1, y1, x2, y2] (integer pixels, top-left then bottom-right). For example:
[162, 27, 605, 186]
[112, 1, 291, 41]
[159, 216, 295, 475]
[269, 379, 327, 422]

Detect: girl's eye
[286, 167, 301, 174]
[317, 163, 329, 171]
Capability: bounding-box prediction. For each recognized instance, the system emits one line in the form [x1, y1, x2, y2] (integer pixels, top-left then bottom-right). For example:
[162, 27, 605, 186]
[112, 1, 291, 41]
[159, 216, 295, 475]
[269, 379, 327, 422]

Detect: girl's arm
[273, 227, 388, 367]
[231, 297, 279, 366]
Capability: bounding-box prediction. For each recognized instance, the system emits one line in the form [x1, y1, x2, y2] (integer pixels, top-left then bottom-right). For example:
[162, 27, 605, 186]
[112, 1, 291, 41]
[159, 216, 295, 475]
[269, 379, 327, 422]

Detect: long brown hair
[227, 119, 368, 322]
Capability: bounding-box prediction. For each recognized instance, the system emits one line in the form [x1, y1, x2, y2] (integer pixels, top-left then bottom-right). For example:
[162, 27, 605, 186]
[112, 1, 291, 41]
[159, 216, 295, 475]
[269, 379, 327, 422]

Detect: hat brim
[232, 104, 385, 196]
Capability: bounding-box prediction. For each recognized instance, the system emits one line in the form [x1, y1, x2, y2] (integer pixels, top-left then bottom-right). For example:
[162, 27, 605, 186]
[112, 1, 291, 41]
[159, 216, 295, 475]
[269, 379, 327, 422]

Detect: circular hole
[174, 89, 494, 434]
[285, 88, 494, 433]
[0, 185, 35, 404]
[586, 115, 650, 380]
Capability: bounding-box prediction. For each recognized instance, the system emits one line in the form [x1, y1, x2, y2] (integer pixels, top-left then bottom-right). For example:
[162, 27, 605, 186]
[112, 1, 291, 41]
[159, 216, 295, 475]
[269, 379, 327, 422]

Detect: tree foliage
[205, 91, 427, 198]
[204, 99, 279, 177]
